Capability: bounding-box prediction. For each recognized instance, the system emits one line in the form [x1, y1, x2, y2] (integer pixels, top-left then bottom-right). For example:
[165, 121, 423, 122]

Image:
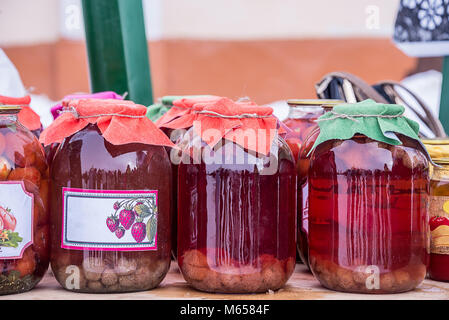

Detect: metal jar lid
[0, 105, 22, 114]
[286, 99, 345, 107]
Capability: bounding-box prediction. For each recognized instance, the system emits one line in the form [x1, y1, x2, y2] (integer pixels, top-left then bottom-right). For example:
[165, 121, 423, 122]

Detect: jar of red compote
[283, 99, 343, 162]
[308, 100, 429, 293]
[40, 99, 174, 293]
[429, 159, 449, 281]
[174, 98, 297, 293]
[0, 105, 49, 294]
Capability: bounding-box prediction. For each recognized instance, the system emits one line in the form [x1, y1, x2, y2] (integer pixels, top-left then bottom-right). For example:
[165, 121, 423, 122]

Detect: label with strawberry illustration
[0, 182, 33, 259]
[62, 188, 158, 251]
[430, 196, 449, 255]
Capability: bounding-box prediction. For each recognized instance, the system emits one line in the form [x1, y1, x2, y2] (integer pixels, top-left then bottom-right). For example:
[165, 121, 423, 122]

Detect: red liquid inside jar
[177, 134, 297, 293]
[308, 135, 429, 293]
[50, 124, 172, 293]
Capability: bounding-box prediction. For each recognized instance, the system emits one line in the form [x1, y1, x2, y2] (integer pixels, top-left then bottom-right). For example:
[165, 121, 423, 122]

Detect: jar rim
[422, 139, 449, 146]
[287, 99, 344, 107]
[0, 105, 22, 114]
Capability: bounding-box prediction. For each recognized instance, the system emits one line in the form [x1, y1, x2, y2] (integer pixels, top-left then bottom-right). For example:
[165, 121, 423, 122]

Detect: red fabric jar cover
[155, 95, 221, 128]
[40, 98, 174, 147]
[0, 95, 41, 131]
[162, 97, 278, 155]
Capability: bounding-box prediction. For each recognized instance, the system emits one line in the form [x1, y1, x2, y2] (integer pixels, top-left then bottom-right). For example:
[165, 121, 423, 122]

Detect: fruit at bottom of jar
[180, 249, 295, 293]
[53, 254, 169, 293]
[309, 255, 426, 293]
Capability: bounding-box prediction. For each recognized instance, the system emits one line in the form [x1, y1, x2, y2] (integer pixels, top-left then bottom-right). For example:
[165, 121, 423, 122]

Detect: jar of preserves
[40, 99, 174, 293]
[429, 159, 449, 281]
[283, 99, 343, 162]
[173, 97, 297, 293]
[308, 100, 429, 293]
[0, 105, 49, 294]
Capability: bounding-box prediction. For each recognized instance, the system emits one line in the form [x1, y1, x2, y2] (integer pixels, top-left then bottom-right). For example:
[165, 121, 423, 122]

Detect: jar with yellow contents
[429, 159, 449, 281]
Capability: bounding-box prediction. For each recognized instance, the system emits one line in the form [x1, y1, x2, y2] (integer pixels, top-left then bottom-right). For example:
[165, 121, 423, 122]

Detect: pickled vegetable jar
[174, 98, 297, 293]
[40, 99, 174, 293]
[283, 99, 343, 162]
[0, 105, 49, 294]
[429, 159, 449, 281]
[308, 100, 429, 293]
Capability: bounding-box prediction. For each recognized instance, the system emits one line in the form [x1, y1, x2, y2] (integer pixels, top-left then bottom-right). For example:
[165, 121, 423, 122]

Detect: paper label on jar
[62, 188, 158, 251]
[430, 195, 449, 255]
[0, 182, 33, 259]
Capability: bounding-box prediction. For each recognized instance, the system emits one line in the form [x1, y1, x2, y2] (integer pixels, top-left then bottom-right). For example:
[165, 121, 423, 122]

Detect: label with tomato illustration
[0, 182, 33, 259]
[62, 188, 158, 251]
[430, 196, 449, 255]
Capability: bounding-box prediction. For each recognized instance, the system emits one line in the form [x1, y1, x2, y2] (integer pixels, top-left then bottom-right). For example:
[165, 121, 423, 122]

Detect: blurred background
[0, 0, 443, 124]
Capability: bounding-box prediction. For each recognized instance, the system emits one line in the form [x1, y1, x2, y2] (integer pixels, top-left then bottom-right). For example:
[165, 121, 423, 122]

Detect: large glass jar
[177, 128, 297, 293]
[283, 99, 342, 162]
[50, 124, 172, 293]
[308, 134, 429, 293]
[429, 159, 449, 281]
[0, 106, 49, 294]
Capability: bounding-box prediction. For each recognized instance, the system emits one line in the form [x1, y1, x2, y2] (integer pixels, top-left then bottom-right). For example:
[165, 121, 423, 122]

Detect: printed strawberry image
[106, 215, 119, 232]
[115, 226, 125, 239]
[430, 216, 449, 231]
[113, 201, 120, 211]
[119, 209, 135, 230]
[131, 219, 146, 243]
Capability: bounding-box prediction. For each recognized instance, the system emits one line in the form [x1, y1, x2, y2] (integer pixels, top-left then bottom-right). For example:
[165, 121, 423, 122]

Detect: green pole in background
[440, 56, 449, 135]
[82, 0, 153, 105]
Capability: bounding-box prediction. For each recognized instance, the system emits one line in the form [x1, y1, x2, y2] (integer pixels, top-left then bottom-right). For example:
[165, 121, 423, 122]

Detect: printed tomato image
[430, 216, 449, 231]
[0, 206, 17, 231]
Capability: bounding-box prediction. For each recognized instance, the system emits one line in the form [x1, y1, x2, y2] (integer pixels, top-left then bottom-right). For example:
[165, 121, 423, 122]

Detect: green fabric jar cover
[310, 99, 421, 154]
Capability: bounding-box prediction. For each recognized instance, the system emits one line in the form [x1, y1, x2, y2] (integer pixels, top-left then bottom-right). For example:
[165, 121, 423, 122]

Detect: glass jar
[283, 99, 343, 162]
[177, 129, 297, 293]
[429, 159, 449, 281]
[50, 124, 172, 293]
[0, 106, 49, 294]
[308, 134, 429, 293]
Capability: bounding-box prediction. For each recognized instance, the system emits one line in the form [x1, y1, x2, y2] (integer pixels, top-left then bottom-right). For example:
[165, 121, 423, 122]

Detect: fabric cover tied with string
[0, 95, 41, 131]
[155, 95, 221, 128]
[50, 91, 124, 120]
[40, 98, 174, 148]
[161, 97, 279, 156]
[310, 99, 422, 154]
